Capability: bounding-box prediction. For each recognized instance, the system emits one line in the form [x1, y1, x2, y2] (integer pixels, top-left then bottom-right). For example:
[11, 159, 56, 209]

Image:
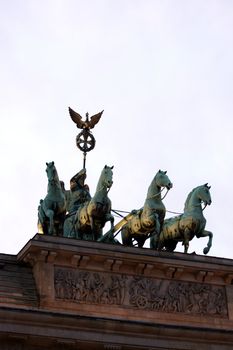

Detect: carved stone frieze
[129, 277, 228, 317]
[54, 267, 228, 318]
[55, 267, 127, 305]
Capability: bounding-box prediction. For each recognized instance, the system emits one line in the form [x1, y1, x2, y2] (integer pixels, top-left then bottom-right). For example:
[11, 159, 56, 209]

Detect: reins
[112, 200, 207, 220]
[95, 184, 112, 195]
[111, 209, 128, 218]
[147, 187, 169, 200]
[163, 201, 207, 215]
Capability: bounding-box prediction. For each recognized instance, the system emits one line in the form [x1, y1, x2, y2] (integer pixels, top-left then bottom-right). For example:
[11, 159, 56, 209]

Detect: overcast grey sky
[1, 0, 233, 258]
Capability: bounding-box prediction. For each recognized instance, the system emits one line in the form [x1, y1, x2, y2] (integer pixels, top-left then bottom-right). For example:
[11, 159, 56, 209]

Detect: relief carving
[129, 277, 227, 317]
[55, 268, 127, 305]
[54, 267, 227, 318]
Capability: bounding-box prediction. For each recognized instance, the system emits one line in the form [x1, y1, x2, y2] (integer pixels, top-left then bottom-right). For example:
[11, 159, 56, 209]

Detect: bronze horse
[121, 170, 173, 247]
[74, 165, 114, 241]
[38, 162, 66, 235]
[151, 184, 213, 254]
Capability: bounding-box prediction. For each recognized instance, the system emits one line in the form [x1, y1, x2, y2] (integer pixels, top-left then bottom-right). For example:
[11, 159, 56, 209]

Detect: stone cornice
[18, 234, 233, 286]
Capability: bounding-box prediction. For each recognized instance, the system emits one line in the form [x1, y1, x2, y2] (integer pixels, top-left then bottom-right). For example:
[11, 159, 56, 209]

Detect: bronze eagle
[69, 107, 103, 130]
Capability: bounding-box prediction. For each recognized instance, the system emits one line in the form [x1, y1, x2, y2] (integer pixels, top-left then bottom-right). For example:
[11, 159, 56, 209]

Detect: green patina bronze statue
[150, 183, 213, 254]
[37, 161, 214, 255]
[39, 163, 114, 241]
[36, 106, 214, 256]
[38, 162, 66, 236]
[63, 168, 91, 238]
[73, 165, 114, 241]
[121, 170, 173, 248]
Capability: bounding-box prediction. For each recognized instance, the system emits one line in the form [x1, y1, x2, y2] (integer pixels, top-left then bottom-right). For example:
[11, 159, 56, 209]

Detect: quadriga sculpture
[74, 165, 114, 241]
[121, 170, 173, 247]
[38, 162, 66, 235]
[151, 183, 213, 254]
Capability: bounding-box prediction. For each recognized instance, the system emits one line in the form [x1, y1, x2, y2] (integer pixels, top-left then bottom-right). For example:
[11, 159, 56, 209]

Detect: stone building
[1, 233, 233, 349]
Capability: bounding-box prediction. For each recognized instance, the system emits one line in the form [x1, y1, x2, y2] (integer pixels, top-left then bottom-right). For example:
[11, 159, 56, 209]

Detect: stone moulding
[17, 234, 233, 328]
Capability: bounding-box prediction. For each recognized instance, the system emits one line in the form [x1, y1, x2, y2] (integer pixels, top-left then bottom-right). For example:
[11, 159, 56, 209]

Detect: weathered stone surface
[0, 253, 38, 307]
[54, 266, 227, 318]
[1, 234, 233, 349]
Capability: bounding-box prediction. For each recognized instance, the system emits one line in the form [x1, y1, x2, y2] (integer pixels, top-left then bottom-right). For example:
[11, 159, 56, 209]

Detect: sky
[0, 0, 233, 259]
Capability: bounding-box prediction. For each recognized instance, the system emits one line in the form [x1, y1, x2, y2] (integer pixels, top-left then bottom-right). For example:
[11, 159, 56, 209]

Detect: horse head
[46, 161, 58, 185]
[102, 165, 114, 190]
[184, 183, 212, 211]
[198, 183, 212, 206]
[155, 170, 173, 190]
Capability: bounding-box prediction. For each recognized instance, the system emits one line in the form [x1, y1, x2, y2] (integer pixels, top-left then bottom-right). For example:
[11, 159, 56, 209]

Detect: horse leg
[183, 228, 191, 253]
[45, 209, 55, 235]
[196, 230, 213, 255]
[109, 214, 114, 232]
[149, 215, 161, 250]
[89, 215, 96, 240]
[93, 221, 103, 241]
[150, 232, 159, 249]
[104, 213, 115, 232]
[137, 236, 146, 248]
[121, 226, 133, 246]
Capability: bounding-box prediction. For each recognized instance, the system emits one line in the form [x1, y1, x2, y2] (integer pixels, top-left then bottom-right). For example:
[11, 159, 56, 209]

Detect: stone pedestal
[1, 234, 233, 349]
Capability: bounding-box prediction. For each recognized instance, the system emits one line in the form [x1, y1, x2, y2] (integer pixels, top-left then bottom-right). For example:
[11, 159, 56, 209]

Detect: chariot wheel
[136, 295, 148, 309]
[76, 130, 95, 152]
